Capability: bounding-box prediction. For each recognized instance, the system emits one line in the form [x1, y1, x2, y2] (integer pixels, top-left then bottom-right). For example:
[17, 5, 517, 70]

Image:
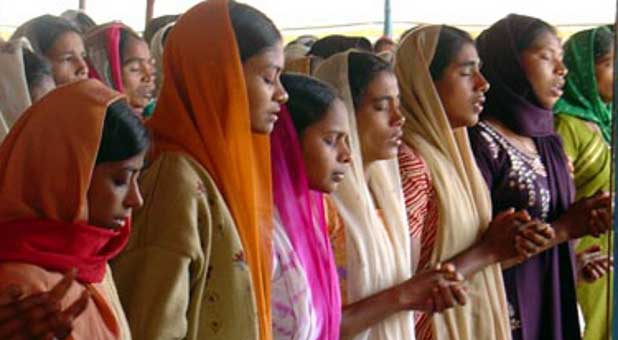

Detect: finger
[510, 209, 531, 222]
[438, 283, 457, 309]
[0, 317, 26, 338]
[493, 208, 516, 223]
[0, 286, 23, 305]
[62, 290, 90, 321]
[519, 227, 552, 247]
[49, 269, 77, 301]
[515, 236, 540, 258]
[450, 285, 467, 306]
[432, 287, 446, 312]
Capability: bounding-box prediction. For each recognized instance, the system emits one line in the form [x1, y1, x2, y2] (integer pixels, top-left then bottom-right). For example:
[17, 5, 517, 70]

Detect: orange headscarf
[0, 79, 122, 223]
[147, 0, 273, 338]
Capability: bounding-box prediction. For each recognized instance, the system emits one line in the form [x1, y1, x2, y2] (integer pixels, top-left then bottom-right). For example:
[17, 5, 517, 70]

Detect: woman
[395, 24, 554, 340]
[11, 15, 89, 85]
[0, 37, 55, 141]
[553, 26, 614, 340]
[110, 1, 287, 339]
[0, 78, 148, 339]
[85, 23, 156, 118]
[271, 73, 349, 339]
[470, 14, 611, 340]
[315, 51, 469, 340]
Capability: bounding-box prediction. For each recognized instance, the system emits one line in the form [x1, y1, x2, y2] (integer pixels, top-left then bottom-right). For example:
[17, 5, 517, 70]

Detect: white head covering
[0, 37, 33, 141]
[315, 50, 415, 340]
[395, 25, 511, 340]
[150, 21, 175, 94]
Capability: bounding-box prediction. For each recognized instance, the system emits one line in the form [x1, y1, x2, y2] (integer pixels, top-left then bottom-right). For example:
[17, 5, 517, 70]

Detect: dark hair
[347, 51, 393, 109]
[119, 28, 145, 63]
[228, 1, 282, 62]
[96, 100, 150, 164]
[22, 48, 52, 92]
[309, 35, 372, 59]
[61, 10, 96, 34]
[12, 15, 81, 55]
[515, 18, 556, 53]
[429, 26, 474, 80]
[594, 26, 614, 63]
[374, 36, 396, 53]
[143, 14, 179, 46]
[281, 73, 338, 135]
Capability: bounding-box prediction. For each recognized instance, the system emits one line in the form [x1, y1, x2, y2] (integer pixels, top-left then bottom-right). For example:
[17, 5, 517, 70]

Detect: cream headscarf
[315, 51, 415, 340]
[0, 38, 33, 142]
[150, 21, 175, 94]
[395, 25, 511, 340]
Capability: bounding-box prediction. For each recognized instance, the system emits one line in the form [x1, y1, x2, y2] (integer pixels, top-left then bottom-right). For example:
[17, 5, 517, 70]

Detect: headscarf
[477, 14, 575, 217]
[554, 26, 613, 143]
[271, 105, 341, 339]
[0, 38, 32, 140]
[146, 1, 274, 338]
[315, 51, 415, 340]
[395, 25, 511, 339]
[150, 21, 175, 94]
[85, 22, 136, 93]
[0, 79, 130, 283]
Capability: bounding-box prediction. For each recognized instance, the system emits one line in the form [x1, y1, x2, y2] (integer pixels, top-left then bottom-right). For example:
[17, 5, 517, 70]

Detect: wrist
[477, 237, 500, 264]
[551, 219, 572, 242]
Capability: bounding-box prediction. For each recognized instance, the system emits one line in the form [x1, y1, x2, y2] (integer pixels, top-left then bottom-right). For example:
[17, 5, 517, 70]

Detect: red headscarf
[0, 79, 130, 283]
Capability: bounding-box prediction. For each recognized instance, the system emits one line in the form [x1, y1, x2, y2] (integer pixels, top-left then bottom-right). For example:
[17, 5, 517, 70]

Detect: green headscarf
[554, 26, 613, 142]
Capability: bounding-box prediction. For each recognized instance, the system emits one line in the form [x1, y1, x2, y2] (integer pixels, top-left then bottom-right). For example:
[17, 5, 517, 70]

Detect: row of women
[0, 0, 614, 339]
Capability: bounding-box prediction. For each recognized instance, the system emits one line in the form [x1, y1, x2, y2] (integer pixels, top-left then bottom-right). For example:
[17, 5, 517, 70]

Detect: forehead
[50, 31, 83, 51]
[244, 41, 284, 69]
[365, 70, 399, 96]
[452, 42, 479, 63]
[123, 36, 150, 57]
[527, 31, 561, 51]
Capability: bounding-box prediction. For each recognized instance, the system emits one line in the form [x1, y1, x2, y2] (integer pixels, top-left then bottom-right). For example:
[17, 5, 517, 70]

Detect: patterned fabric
[271, 216, 318, 340]
[554, 27, 613, 143]
[111, 152, 259, 340]
[398, 144, 439, 340]
[145, 1, 274, 338]
[395, 25, 511, 340]
[470, 121, 580, 340]
[555, 114, 612, 340]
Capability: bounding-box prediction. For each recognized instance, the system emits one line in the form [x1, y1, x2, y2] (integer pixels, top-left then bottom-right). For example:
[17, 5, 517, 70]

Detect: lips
[331, 170, 346, 183]
[390, 128, 403, 144]
[472, 95, 486, 113]
[550, 80, 565, 97]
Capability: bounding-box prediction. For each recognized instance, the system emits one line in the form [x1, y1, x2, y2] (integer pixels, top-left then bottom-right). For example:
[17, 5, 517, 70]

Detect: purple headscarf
[271, 105, 341, 339]
[476, 13, 575, 216]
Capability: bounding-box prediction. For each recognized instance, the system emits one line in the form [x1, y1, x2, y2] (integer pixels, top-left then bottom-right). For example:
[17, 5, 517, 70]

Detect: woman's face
[242, 41, 288, 134]
[356, 71, 404, 163]
[121, 35, 156, 116]
[87, 151, 145, 230]
[435, 42, 489, 128]
[301, 98, 351, 193]
[45, 31, 89, 85]
[520, 31, 567, 109]
[595, 50, 614, 103]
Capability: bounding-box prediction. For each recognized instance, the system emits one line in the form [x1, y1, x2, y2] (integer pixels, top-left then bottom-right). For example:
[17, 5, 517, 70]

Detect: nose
[125, 179, 144, 209]
[142, 62, 155, 84]
[274, 77, 289, 104]
[556, 59, 568, 77]
[390, 105, 405, 127]
[475, 71, 490, 93]
[337, 139, 352, 164]
[75, 56, 89, 79]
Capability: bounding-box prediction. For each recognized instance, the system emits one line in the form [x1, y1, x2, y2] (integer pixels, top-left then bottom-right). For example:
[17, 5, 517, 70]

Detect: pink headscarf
[85, 22, 127, 92]
[271, 105, 341, 339]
